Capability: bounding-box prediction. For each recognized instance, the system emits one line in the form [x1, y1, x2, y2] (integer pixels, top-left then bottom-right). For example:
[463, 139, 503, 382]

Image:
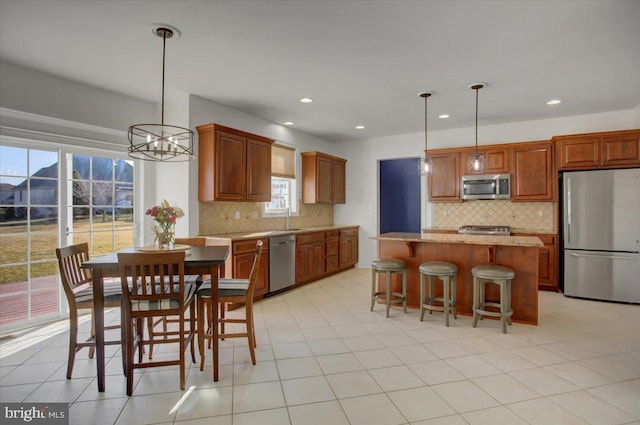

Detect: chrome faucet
[286, 206, 291, 230]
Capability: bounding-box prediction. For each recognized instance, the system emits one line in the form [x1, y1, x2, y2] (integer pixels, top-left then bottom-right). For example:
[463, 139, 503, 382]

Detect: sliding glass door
[0, 140, 135, 332]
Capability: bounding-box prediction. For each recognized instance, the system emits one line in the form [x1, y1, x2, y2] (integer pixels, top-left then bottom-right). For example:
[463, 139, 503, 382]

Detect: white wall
[333, 108, 640, 267]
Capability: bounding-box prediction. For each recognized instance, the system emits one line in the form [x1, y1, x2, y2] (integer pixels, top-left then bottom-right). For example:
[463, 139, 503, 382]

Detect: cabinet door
[246, 138, 272, 201]
[428, 152, 460, 201]
[511, 142, 554, 201]
[296, 242, 324, 282]
[602, 133, 640, 166]
[332, 159, 346, 204]
[233, 250, 269, 299]
[462, 148, 509, 174]
[339, 236, 358, 267]
[215, 131, 247, 200]
[316, 156, 334, 204]
[557, 137, 601, 170]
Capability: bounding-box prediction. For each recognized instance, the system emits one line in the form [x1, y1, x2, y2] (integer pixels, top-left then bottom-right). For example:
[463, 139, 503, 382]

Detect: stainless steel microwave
[461, 174, 511, 200]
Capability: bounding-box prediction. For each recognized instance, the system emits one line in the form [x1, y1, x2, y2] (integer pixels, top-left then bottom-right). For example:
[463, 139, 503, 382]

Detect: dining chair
[55, 242, 122, 379]
[146, 237, 206, 358]
[118, 250, 196, 396]
[197, 240, 263, 371]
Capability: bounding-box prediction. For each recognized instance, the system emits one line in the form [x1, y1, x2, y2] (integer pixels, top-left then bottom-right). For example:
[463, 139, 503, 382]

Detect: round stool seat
[471, 264, 515, 280]
[419, 261, 458, 276]
[372, 259, 406, 271]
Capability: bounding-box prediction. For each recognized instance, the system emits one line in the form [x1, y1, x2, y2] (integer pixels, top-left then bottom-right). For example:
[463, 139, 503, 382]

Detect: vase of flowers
[146, 199, 184, 248]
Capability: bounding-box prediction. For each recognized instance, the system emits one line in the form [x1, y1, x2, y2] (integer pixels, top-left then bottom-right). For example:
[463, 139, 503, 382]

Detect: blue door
[379, 158, 421, 234]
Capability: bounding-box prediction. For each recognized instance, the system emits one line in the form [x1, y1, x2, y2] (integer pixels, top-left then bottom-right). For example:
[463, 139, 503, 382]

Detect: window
[263, 144, 296, 215]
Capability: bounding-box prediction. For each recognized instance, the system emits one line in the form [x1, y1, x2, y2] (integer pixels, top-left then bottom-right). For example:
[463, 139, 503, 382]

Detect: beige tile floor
[1, 267, 639, 425]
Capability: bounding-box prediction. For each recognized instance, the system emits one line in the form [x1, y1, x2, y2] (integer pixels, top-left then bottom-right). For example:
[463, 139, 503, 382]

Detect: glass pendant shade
[419, 91, 434, 175]
[467, 83, 486, 173]
[421, 157, 434, 175]
[467, 153, 485, 172]
[128, 26, 194, 162]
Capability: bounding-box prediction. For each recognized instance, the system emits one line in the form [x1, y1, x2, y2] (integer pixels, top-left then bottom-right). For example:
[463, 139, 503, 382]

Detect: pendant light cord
[424, 95, 428, 151]
[474, 86, 479, 155]
[161, 30, 167, 126]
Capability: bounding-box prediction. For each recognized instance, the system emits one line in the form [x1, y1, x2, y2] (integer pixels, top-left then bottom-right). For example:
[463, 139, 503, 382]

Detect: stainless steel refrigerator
[563, 168, 640, 303]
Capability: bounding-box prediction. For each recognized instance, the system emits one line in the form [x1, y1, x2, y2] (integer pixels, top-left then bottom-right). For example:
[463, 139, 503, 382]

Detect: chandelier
[128, 25, 194, 162]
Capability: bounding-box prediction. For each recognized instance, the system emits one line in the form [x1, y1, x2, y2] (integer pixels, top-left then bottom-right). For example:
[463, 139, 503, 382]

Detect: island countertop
[374, 232, 543, 247]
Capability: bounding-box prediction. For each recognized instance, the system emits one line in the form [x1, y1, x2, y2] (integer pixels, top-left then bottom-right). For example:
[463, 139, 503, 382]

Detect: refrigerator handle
[569, 252, 637, 261]
[566, 176, 571, 244]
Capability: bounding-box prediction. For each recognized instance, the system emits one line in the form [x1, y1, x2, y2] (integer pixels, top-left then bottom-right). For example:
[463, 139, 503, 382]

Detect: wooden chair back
[118, 251, 186, 316]
[244, 240, 264, 300]
[175, 237, 206, 247]
[55, 242, 92, 306]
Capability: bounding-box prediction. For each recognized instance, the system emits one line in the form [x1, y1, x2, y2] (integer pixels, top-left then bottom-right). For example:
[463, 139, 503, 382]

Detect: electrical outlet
[234, 211, 240, 220]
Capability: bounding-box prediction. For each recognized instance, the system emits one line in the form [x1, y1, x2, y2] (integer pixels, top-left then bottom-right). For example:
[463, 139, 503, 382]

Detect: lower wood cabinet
[295, 227, 359, 285]
[325, 230, 340, 273]
[513, 233, 557, 291]
[339, 228, 359, 268]
[296, 232, 325, 283]
[232, 238, 269, 299]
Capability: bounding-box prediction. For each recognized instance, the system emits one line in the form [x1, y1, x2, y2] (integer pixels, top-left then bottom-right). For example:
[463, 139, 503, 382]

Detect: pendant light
[467, 83, 486, 173]
[128, 25, 194, 162]
[419, 91, 434, 175]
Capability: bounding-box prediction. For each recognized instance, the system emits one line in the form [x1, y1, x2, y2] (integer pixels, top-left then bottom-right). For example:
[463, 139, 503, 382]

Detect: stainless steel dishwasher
[269, 234, 296, 292]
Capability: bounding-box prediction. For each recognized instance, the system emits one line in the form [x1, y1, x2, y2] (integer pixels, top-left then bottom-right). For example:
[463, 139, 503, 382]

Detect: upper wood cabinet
[197, 123, 274, 202]
[426, 150, 460, 202]
[301, 152, 347, 204]
[555, 129, 640, 170]
[461, 147, 510, 175]
[510, 141, 555, 201]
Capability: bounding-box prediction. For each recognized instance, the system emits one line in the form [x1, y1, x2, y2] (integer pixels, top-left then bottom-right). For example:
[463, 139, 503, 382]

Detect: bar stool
[471, 264, 515, 333]
[371, 259, 407, 317]
[419, 261, 458, 326]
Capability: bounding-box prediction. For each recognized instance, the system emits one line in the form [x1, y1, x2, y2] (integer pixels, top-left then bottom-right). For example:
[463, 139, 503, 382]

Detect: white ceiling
[1, 0, 639, 142]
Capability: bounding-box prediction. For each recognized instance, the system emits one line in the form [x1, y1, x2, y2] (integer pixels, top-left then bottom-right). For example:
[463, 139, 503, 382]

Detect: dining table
[82, 245, 230, 392]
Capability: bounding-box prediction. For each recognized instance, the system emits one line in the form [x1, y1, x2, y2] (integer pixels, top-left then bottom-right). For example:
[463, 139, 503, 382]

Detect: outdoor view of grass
[0, 214, 134, 284]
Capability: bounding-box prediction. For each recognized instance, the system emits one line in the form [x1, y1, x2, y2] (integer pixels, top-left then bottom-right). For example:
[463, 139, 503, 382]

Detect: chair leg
[371, 268, 377, 311]
[189, 300, 196, 363]
[428, 276, 435, 315]
[402, 270, 407, 313]
[136, 319, 144, 364]
[385, 271, 391, 318]
[500, 280, 508, 334]
[125, 312, 134, 396]
[246, 302, 256, 365]
[220, 302, 226, 340]
[419, 273, 426, 321]
[206, 299, 213, 350]
[198, 296, 206, 371]
[179, 310, 186, 391]
[472, 276, 479, 328]
[452, 275, 458, 319]
[66, 310, 79, 379]
[443, 276, 450, 327]
[147, 318, 154, 359]
[121, 304, 127, 376]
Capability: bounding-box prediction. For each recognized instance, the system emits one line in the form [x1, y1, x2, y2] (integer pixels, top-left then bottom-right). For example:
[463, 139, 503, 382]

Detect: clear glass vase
[156, 226, 175, 248]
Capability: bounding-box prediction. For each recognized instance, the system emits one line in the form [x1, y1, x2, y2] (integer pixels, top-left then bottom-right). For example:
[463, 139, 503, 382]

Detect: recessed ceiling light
[355, 125, 365, 130]
[547, 99, 562, 105]
[300, 98, 313, 104]
[438, 114, 450, 119]
[283, 121, 294, 126]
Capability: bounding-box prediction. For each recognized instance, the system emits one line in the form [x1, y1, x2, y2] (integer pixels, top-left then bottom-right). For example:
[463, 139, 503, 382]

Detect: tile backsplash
[199, 201, 333, 235]
[433, 201, 556, 233]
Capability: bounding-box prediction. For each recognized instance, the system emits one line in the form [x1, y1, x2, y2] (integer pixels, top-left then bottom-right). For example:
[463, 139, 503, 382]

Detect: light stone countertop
[202, 224, 359, 241]
[374, 232, 543, 247]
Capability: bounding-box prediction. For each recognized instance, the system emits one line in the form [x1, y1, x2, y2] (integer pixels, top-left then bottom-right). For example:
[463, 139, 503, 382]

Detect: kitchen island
[374, 232, 543, 325]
